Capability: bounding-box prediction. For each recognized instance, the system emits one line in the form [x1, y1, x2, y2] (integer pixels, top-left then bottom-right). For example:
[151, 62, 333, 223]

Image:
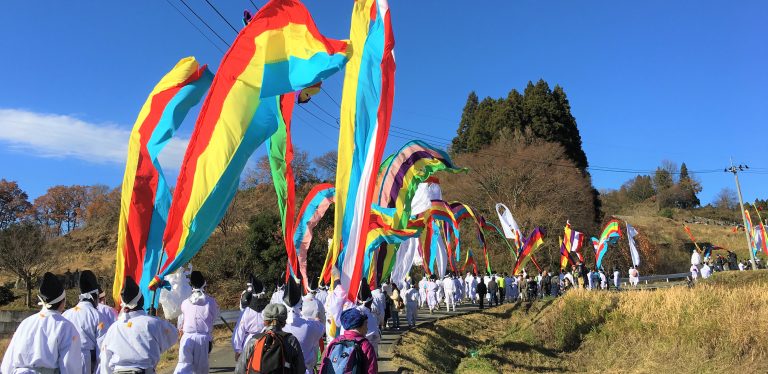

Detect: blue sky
[1, 0, 765, 205]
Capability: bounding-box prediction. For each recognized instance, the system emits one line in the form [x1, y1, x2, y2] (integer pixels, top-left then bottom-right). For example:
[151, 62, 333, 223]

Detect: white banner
[626, 223, 640, 267]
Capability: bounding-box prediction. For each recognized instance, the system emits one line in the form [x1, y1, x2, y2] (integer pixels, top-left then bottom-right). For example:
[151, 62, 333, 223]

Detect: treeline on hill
[599, 160, 760, 225]
[446, 80, 607, 274]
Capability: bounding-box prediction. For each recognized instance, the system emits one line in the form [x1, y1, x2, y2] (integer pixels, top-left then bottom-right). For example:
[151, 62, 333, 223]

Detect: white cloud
[0, 108, 188, 170]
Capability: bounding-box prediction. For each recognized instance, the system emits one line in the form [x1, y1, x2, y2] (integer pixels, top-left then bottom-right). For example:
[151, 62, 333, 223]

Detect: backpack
[248, 330, 288, 374]
[321, 338, 365, 374]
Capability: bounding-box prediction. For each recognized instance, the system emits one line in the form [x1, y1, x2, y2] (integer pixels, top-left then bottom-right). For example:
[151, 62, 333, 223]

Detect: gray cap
[262, 303, 288, 322]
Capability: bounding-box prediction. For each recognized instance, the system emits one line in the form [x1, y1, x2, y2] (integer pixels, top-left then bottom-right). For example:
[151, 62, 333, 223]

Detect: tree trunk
[25, 278, 32, 308]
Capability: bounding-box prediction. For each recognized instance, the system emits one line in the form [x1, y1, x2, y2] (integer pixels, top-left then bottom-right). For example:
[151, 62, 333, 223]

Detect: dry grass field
[394, 270, 768, 373]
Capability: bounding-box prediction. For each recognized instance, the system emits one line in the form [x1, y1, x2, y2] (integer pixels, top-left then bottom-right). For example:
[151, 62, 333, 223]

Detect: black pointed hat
[39, 272, 65, 306]
[249, 294, 269, 313]
[79, 270, 99, 295]
[283, 275, 303, 307]
[120, 276, 144, 309]
[357, 278, 372, 303]
[249, 274, 264, 294]
[190, 271, 205, 289]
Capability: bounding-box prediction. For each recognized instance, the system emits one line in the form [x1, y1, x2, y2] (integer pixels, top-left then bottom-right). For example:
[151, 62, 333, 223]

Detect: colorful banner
[113, 57, 212, 308]
[592, 219, 621, 270]
[151, 0, 349, 289]
[293, 184, 335, 291]
[332, 0, 396, 302]
[513, 228, 545, 275]
[377, 140, 465, 228]
[266, 93, 299, 277]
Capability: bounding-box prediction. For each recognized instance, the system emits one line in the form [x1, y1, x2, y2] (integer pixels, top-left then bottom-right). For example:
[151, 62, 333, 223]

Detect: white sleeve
[157, 319, 179, 353]
[232, 311, 248, 353]
[99, 336, 113, 374]
[1, 328, 18, 373]
[60, 325, 83, 374]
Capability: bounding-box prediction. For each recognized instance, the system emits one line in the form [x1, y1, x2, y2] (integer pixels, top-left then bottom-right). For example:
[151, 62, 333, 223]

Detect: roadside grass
[394, 271, 768, 373]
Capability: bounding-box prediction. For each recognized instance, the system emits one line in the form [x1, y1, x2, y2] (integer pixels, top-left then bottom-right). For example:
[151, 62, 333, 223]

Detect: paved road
[179, 302, 481, 374]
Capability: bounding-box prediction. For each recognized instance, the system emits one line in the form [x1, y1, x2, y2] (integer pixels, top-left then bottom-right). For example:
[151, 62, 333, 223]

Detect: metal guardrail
[619, 272, 690, 286]
[214, 310, 241, 327]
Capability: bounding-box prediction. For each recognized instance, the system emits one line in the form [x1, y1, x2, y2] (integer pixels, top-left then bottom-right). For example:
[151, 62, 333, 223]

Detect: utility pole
[725, 160, 756, 270]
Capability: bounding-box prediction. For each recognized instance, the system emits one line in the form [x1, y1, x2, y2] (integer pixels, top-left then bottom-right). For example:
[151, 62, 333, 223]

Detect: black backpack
[248, 330, 290, 374]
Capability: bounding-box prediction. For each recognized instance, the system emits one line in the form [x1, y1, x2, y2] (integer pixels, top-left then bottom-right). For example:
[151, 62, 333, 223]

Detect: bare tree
[217, 192, 242, 237]
[0, 223, 57, 307]
[713, 188, 738, 210]
[313, 150, 338, 182]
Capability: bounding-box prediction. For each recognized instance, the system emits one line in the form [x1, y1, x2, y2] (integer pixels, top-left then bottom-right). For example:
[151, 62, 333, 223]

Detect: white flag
[496, 203, 522, 248]
[627, 223, 640, 267]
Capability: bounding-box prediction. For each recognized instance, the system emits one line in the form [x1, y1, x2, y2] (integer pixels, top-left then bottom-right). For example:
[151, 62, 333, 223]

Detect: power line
[163, 0, 227, 54]
[248, 0, 260, 11]
[320, 88, 342, 108]
[177, 0, 232, 47]
[203, 0, 240, 34]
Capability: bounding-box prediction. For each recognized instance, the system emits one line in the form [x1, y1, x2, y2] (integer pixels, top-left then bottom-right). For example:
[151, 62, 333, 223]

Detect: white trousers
[174, 333, 211, 374]
[406, 303, 418, 326]
[444, 292, 455, 311]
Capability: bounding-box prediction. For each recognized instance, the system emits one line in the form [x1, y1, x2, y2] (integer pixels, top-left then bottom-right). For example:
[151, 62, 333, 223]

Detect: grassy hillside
[393, 270, 768, 373]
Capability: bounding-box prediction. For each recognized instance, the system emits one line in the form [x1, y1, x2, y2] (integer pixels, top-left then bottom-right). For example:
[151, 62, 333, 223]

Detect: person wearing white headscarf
[174, 271, 219, 374]
[100, 276, 177, 373]
[2, 272, 83, 374]
[63, 270, 108, 374]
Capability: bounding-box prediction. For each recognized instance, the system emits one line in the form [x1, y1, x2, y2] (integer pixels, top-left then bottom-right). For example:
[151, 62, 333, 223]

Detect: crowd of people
[8, 248, 764, 374]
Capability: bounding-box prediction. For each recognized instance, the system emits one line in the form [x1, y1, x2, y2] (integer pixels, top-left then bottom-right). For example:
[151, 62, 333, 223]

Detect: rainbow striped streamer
[151, 0, 349, 289]
[377, 140, 465, 228]
[753, 207, 768, 256]
[462, 250, 479, 274]
[293, 183, 335, 291]
[113, 57, 213, 308]
[361, 211, 420, 282]
[513, 228, 545, 275]
[592, 219, 621, 270]
[369, 141, 463, 284]
[267, 93, 300, 277]
[332, 0, 396, 302]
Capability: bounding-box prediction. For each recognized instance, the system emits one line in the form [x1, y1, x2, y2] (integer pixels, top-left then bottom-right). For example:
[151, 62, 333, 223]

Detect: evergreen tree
[451, 80, 588, 170]
[452, 92, 478, 153]
[676, 162, 701, 208]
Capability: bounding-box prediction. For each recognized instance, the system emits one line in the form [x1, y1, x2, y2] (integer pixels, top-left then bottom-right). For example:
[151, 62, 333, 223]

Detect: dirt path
[164, 302, 481, 374]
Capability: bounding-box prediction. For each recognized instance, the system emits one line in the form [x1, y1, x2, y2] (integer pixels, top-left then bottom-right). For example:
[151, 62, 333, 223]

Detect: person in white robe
[612, 268, 621, 291]
[370, 288, 386, 330]
[628, 267, 640, 287]
[99, 276, 177, 373]
[96, 289, 117, 330]
[690, 264, 699, 280]
[315, 286, 329, 306]
[701, 263, 712, 279]
[598, 270, 608, 290]
[63, 270, 107, 374]
[174, 271, 219, 374]
[466, 273, 478, 303]
[232, 277, 268, 358]
[426, 277, 439, 313]
[2, 272, 83, 374]
[441, 275, 456, 312]
[282, 277, 324, 374]
[453, 276, 463, 304]
[404, 284, 419, 328]
[418, 277, 428, 308]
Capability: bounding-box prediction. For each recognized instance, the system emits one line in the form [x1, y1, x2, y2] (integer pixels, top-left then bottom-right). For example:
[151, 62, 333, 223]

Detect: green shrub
[658, 208, 674, 219]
